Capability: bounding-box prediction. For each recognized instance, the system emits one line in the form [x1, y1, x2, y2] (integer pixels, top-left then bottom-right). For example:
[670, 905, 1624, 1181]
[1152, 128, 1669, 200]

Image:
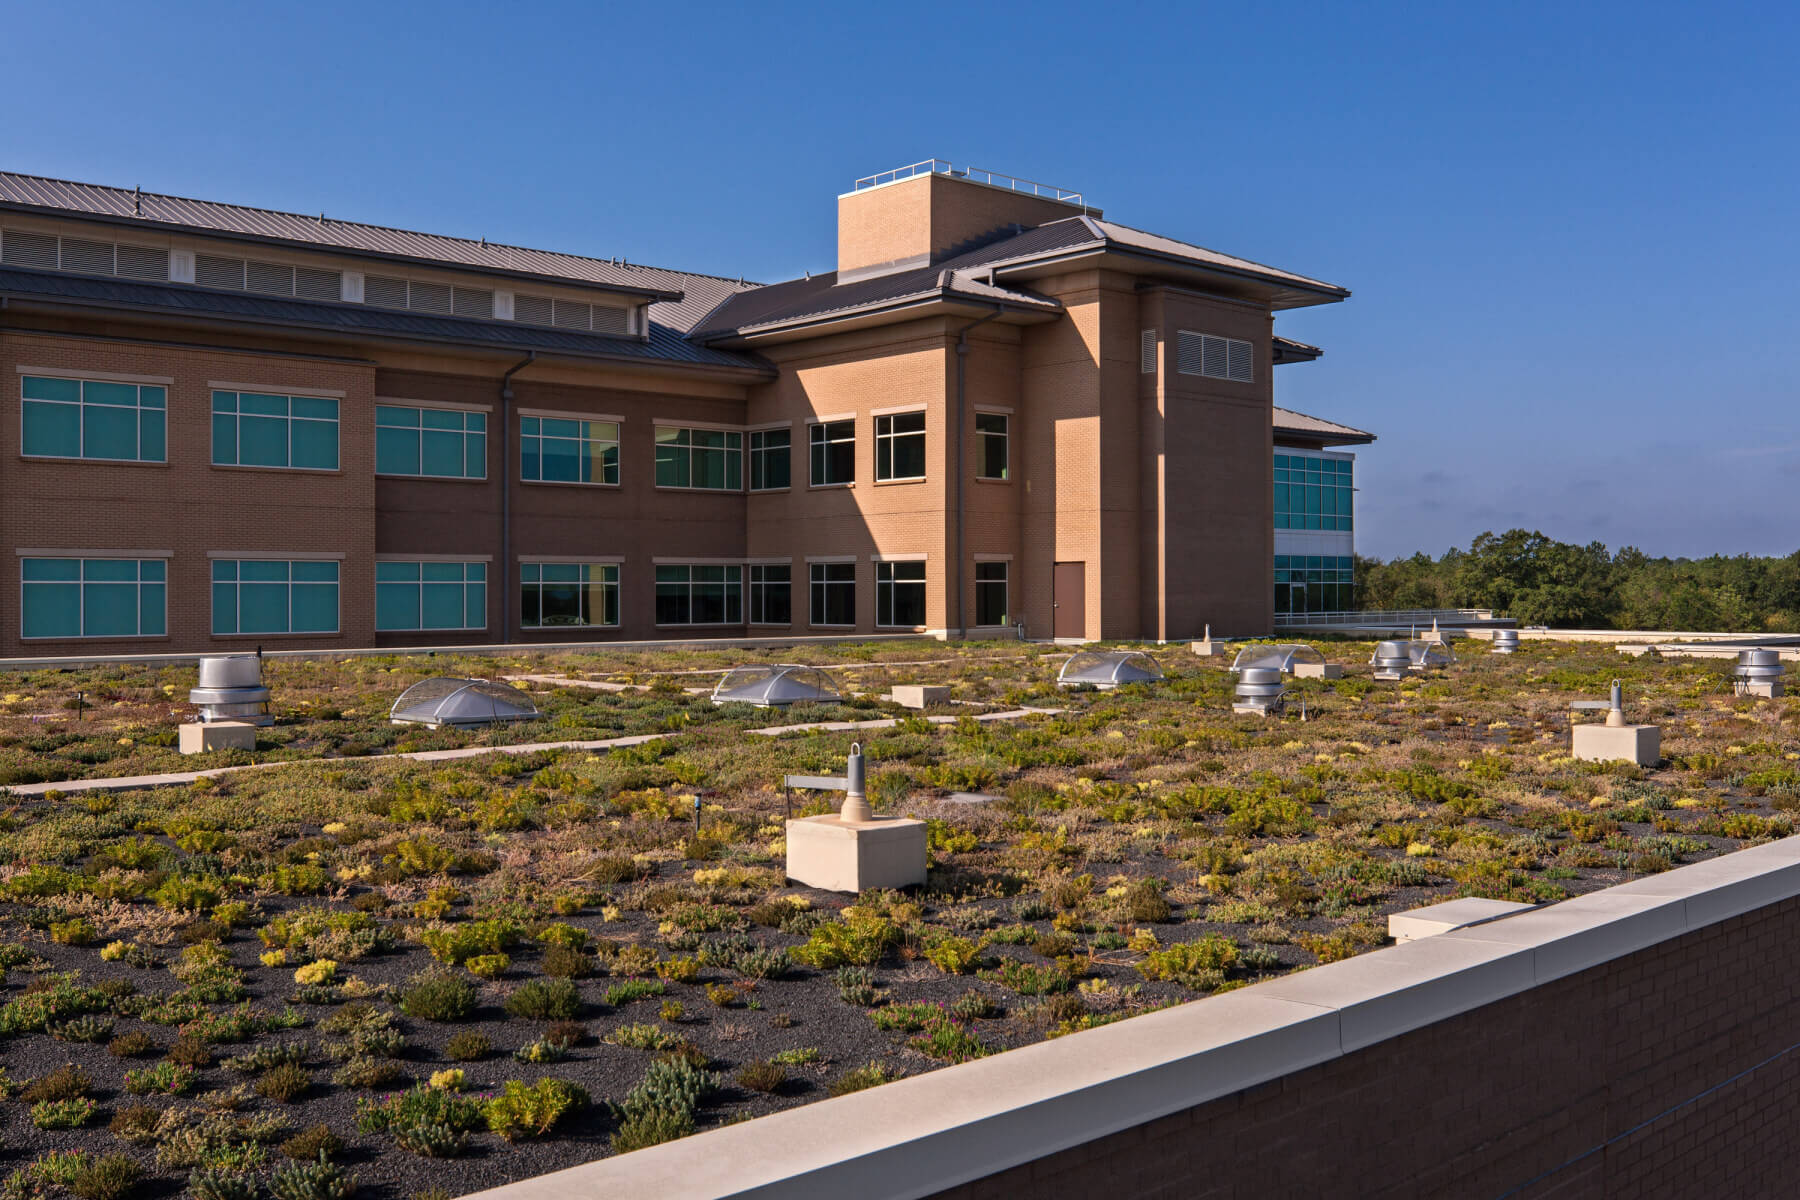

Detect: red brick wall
[932, 896, 1800, 1199]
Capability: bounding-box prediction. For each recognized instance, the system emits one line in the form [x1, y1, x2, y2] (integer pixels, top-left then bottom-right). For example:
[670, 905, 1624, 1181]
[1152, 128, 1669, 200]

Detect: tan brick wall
[837, 173, 1092, 276]
[1155, 291, 1275, 637]
[2, 328, 377, 655]
[746, 320, 954, 635]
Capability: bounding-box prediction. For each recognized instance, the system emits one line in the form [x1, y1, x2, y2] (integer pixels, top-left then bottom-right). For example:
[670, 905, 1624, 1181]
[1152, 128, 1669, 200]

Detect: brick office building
[0, 161, 1364, 654]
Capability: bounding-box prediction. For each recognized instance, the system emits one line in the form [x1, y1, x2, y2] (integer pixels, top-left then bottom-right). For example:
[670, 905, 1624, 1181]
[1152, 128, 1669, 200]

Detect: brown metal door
[1053, 562, 1086, 639]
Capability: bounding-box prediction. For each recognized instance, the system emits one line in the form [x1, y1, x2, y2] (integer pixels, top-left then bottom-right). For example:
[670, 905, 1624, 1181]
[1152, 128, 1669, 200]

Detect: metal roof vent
[712, 664, 843, 708]
[1057, 651, 1165, 690]
[1732, 649, 1785, 698]
[1233, 666, 1286, 716]
[1371, 641, 1412, 681]
[189, 655, 272, 725]
[1492, 629, 1519, 654]
[390, 677, 539, 728]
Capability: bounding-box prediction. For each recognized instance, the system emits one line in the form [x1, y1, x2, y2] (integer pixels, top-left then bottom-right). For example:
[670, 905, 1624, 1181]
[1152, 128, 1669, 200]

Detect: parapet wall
[467, 838, 1800, 1200]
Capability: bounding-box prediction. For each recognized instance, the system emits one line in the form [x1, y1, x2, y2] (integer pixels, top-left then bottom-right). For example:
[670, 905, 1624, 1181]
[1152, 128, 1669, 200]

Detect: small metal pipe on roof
[954, 308, 1002, 639]
[498, 352, 537, 644]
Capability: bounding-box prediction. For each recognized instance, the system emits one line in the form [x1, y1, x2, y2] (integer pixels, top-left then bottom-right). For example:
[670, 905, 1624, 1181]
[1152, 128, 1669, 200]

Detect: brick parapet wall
[465, 838, 1800, 1200]
[938, 895, 1800, 1199]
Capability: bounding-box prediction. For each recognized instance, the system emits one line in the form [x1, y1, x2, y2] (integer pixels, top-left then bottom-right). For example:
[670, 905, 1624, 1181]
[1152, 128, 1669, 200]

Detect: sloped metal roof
[0, 267, 770, 372]
[1273, 406, 1374, 445]
[695, 214, 1349, 340]
[0, 170, 742, 301]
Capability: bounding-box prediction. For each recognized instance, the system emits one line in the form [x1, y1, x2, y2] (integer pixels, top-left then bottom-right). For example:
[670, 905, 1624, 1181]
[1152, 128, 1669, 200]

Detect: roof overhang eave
[0, 290, 776, 380]
[995, 246, 1350, 309]
[0, 200, 687, 304]
[1275, 428, 1377, 448]
[695, 292, 1061, 347]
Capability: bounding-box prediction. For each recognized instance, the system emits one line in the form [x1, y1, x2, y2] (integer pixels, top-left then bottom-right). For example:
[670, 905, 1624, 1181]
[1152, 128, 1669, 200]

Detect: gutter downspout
[954, 310, 1001, 640]
[499, 352, 537, 643]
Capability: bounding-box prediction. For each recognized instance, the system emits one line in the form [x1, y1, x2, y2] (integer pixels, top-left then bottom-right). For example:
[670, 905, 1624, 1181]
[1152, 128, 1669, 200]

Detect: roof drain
[498, 352, 537, 644]
[954, 309, 1001, 640]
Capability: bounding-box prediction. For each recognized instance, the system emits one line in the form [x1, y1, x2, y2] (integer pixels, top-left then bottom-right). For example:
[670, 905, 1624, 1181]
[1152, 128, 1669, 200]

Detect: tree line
[1355, 530, 1800, 631]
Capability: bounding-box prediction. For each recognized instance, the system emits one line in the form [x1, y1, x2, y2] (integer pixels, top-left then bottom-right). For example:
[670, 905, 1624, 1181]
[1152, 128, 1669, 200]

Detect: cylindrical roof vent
[189, 654, 272, 725]
[1372, 641, 1411, 675]
[1233, 666, 1286, 715]
[1492, 629, 1519, 654]
[1734, 649, 1783, 681]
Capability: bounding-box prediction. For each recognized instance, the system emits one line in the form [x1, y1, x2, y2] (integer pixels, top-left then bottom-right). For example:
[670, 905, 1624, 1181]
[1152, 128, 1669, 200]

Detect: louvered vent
[60, 238, 116, 275]
[245, 260, 294, 295]
[294, 266, 342, 301]
[452, 287, 493, 318]
[1140, 329, 1156, 374]
[364, 275, 409, 309]
[115, 244, 171, 281]
[513, 294, 554, 325]
[196, 254, 247, 290]
[0, 230, 59, 270]
[590, 304, 628, 335]
[1176, 331, 1254, 384]
[552, 299, 591, 329]
[0, 230, 173, 282]
[408, 281, 453, 314]
[1201, 335, 1229, 379]
[1227, 338, 1253, 382]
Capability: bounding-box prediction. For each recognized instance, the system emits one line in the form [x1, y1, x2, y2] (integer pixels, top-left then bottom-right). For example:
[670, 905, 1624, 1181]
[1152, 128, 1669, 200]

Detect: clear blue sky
[5, 0, 1795, 561]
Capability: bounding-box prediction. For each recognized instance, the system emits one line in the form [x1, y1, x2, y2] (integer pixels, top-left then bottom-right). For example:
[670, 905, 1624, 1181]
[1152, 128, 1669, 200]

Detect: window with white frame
[809, 419, 855, 486]
[655, 565, 742, 625]
[749, 565, 791, 624]
[655, 427, 742, 490]
[21, 558, 166, 639]
[520, 416, 618, 484]
[21, 376, 166, 463]
[519, 562, 618, 628]
[375, 561, 486, 631]
[749, 429, 791, 490]
[211, 559, 339, 635]
[876, 560, 926, 628]
[875, 412, 926, 481]
[976, 561, 1009, 627]
[976, 412, 1009, 480]
[809, 562, 855, 626]
[212, 392, 340, 471]
[375, 405, 486, 479]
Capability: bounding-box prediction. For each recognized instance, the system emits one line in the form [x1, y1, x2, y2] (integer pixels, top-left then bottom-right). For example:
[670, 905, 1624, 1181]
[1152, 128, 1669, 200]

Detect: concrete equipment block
[178, 721, 256, 755]
[1389, 897, 1535, 944]
[786, 814, 927, 893]
[1191, 639, 1225, 657]
[1291, 662, 1343, 679]
[1571, 722, 1660, 766]
[1739, 680, 1785, 698]
[891, 685, 950, 710]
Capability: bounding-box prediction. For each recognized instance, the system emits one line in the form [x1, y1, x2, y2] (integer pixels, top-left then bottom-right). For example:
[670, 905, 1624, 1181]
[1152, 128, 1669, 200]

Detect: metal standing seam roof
[0, 267, 771, 371]
[1273, 406, 1375, 444]
[694, 214, 1349, 340]
[0, 171, 706, 300]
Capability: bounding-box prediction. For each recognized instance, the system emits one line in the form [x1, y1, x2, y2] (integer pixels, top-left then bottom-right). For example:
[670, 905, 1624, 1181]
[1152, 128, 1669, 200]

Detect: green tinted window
[212, 391, 339, 470]
[22, 558, 167, 639]
[376, 405, 486, 479]
[21, 376, 166, 462]
[375, 560, 486, 631]
[211, 559, 338, 635]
